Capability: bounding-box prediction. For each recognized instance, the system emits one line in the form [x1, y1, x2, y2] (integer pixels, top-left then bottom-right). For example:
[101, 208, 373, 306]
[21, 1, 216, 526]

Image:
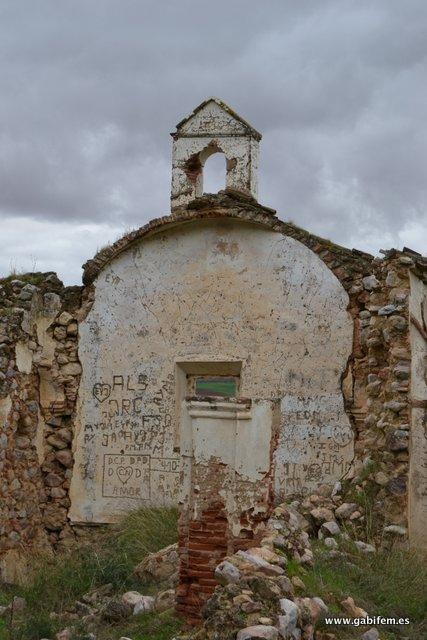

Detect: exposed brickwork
[177, 497, 276, 624]
[177, 503, 229, 624]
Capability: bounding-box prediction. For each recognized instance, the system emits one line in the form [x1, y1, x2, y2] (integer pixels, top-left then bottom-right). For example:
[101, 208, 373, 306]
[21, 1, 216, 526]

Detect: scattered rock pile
[176, 500, 383, 640]
[0, 582, 176, 640]
[133, 541, 179, 588]
[0, 494, 410, 639]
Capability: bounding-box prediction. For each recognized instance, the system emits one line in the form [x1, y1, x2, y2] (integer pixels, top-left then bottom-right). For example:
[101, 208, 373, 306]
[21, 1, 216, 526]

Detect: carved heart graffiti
[92, 383, 111, 403]
[331, 425, 353, 447]
[116, 466, 133, 485]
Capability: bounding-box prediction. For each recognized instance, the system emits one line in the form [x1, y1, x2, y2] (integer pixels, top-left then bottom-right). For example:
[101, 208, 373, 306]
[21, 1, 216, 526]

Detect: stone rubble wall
[0, 273, 92, 580]
[0, 194, 426, 581]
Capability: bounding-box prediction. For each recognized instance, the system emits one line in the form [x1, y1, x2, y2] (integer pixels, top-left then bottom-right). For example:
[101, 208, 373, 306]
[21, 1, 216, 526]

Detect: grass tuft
[96, 609, 182, 640]
[293, 540, 427, 638]
[0, 272, 48, 287]
[115, 506, 179, 565]
[0, 507, 180, 640]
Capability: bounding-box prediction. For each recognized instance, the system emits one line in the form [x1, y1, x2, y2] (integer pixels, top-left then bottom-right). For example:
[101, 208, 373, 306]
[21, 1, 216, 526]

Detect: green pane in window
[195, 376, 237, 398]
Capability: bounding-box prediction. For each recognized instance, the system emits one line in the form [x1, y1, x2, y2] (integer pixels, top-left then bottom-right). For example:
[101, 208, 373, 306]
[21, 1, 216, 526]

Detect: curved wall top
[70, 211, 353, 523]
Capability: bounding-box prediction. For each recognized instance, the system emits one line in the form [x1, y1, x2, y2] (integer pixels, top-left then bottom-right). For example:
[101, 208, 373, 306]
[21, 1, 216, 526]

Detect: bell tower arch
[170, 97, 261, 210]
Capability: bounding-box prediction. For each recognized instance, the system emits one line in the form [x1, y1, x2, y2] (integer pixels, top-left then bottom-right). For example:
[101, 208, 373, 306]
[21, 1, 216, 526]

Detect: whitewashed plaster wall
[408, 272, 427, 549]
[69, 219, 354, 523]
[179, 398, 279, 540]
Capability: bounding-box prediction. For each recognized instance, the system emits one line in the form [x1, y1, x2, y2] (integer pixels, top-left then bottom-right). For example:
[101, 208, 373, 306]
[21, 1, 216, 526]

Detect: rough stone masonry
[0, 98, 426, 618]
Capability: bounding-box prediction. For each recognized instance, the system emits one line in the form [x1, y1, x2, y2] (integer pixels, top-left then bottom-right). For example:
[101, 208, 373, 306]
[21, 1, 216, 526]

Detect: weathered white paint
[171, 99, 260, 210]
[69, 219, 353, 523]
[0, 395, 12, 431]
[408, 271, 427, 549]
[34, 293, 61, 362]
[276, 393, 354, 495]
[35, 407, 46, 465]
[20, 291, 60, 366]
[15, 341, 33, 374]
[0, 549, 30, 585]
[180, 398, 277, 538]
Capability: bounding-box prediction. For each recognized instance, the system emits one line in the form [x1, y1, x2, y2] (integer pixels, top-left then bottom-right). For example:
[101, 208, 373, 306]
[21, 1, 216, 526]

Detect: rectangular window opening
[188, 375, 239, 399]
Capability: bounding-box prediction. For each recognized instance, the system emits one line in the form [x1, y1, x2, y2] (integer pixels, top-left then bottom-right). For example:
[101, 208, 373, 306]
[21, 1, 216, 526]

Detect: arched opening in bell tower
[202, 152, 226, 194]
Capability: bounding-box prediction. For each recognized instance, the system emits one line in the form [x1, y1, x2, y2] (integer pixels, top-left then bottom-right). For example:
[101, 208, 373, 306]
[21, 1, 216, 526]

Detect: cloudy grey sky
[0, 0, 426, 285]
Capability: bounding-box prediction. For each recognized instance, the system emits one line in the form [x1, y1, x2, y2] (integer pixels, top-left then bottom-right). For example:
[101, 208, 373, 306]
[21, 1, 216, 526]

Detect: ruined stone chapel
[0, 98, 426, 617]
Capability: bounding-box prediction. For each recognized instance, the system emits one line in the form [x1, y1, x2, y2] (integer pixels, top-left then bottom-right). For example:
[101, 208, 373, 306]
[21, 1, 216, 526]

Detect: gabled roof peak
[174, 97, 262, 140]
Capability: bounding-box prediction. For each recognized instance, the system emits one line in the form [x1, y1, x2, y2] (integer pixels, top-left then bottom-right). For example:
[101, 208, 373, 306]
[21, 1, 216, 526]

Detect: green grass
[115, 506, 179, 564]
[3, 504, 424, 640]
[0, 507, 180, 640]
[334, 483, 384, 543]
[291, 541, 427, 638]
[0, 272, 48, 287]
[95, 609, 183, 640]
[0, 308, 15, 317]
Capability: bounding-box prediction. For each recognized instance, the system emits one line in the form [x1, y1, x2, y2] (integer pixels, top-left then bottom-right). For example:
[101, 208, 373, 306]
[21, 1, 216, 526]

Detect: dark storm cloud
[0, 0, 426, 283]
